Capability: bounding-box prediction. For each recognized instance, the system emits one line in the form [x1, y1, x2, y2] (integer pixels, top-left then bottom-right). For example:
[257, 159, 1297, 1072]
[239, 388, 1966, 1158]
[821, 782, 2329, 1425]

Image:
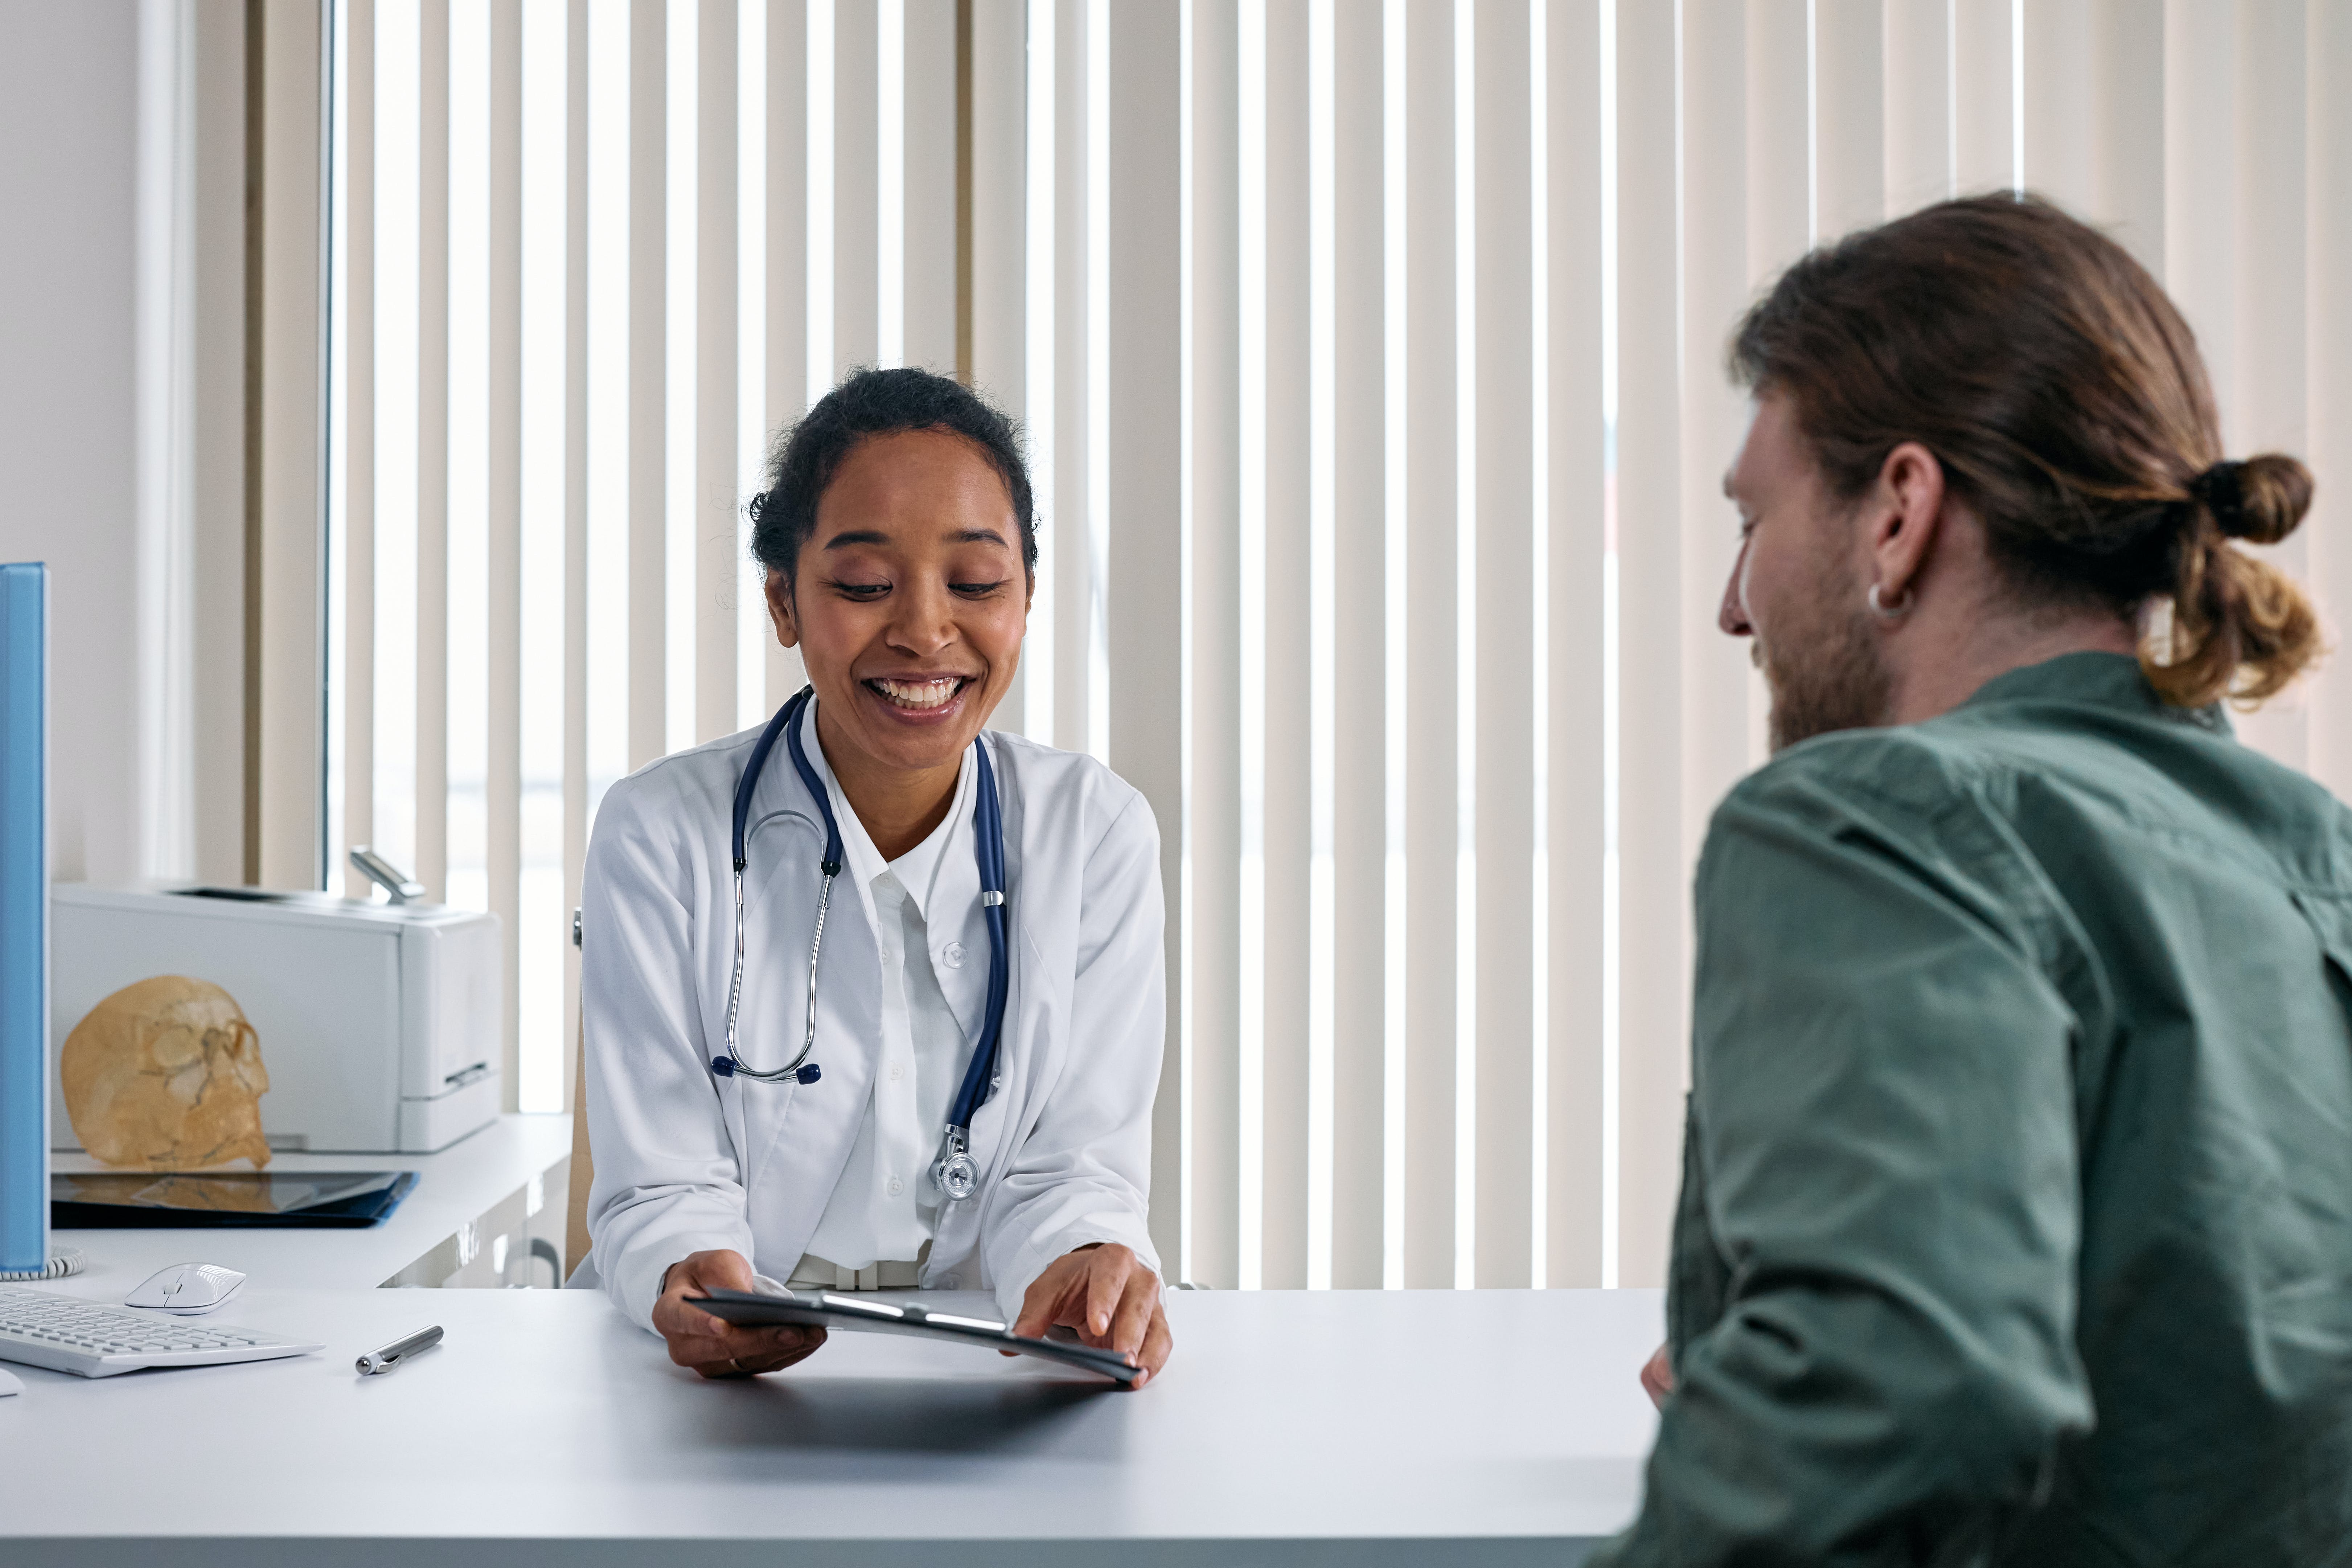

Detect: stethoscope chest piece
[931, 1119, 985, 1202]
[935, 1147, 981, 1203]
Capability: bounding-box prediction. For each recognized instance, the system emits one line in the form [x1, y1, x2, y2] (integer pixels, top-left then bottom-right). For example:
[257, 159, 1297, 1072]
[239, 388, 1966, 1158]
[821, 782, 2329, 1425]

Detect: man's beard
[1756, 567, 1893, 752]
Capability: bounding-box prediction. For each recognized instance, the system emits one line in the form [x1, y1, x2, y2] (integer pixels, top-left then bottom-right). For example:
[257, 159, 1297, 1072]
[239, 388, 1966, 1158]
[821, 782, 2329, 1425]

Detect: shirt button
[939, 1275, 959, 1290]
[889, 1063, 904, 1082]
[942, 941, 965, 968]
[887, 1176, 904, 1197]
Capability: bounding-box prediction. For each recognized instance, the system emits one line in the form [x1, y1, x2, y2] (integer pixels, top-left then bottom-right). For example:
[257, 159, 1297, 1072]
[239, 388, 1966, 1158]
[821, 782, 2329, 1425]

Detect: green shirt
[1594, 653, 2352, 1567]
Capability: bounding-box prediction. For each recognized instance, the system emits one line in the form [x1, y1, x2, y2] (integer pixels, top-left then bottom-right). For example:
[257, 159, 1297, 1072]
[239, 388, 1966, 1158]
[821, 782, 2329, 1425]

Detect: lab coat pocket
[712, 1068, 751, 1176]
[738, 1075, 802, 1198]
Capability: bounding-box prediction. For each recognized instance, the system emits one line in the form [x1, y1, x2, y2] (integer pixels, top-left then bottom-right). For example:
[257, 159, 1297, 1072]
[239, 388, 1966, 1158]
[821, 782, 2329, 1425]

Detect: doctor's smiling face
[764, 425, 1030, 847]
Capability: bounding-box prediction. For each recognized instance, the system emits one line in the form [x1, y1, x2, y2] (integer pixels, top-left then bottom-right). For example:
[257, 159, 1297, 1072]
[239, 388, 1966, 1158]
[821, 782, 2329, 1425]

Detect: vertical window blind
[316, 0, 2352, 1291]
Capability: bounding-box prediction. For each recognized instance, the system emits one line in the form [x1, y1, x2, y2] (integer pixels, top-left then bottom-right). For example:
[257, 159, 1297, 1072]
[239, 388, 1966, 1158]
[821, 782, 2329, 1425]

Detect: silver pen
[356, 1323, 444, 1375]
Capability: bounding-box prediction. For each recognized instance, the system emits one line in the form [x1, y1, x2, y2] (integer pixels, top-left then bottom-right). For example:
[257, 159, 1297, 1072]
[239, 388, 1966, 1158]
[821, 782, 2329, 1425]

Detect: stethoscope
[712, 686, 1011, 1203]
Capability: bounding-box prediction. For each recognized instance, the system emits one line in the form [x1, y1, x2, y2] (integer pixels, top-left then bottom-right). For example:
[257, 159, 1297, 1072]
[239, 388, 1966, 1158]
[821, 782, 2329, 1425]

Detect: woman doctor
[580, 367, 1171, 1384]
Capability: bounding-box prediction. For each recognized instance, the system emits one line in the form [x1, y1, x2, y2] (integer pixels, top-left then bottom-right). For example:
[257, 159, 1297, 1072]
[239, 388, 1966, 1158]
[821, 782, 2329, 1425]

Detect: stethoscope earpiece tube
[716, 689, 1011, 1201]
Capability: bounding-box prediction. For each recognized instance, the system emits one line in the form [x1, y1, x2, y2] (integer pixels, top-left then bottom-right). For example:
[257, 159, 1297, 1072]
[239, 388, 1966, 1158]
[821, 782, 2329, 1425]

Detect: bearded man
[1592, 196, 2352, 1566]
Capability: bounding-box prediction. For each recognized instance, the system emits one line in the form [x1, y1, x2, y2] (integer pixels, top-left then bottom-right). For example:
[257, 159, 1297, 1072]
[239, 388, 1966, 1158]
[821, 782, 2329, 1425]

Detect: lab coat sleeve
[983, 790, 1167, 1322]
[1592, 756, 2096, 1566]
[580, 773, 756, 1333]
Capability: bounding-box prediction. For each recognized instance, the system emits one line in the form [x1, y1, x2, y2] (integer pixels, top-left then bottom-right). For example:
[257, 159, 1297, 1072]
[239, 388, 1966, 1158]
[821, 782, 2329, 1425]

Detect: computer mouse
[0, 1365, 21, 1396]
[125, 1262, 246, 1315]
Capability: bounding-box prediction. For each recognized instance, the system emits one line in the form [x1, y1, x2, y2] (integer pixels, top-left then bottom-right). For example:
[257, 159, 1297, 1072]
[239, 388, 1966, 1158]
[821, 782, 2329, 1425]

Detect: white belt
[789, 1244, 925, 1292]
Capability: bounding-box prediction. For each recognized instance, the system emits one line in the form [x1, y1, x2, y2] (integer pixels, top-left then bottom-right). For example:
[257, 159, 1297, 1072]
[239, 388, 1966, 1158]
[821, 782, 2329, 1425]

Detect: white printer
[48, 881, 501, 1154]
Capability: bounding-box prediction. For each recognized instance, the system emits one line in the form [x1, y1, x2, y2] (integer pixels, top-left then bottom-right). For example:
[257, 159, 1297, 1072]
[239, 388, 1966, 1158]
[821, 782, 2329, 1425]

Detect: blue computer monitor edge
[0, 562, 50, 1275]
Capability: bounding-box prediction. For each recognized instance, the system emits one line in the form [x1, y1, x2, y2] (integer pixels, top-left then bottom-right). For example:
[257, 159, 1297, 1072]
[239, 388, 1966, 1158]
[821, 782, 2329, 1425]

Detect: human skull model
[61, 976, 272, 1170]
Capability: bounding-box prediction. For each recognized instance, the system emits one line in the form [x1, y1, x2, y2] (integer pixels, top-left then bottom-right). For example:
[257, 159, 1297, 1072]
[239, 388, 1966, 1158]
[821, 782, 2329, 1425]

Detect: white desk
[0, 1285, 1662, 1565]
[47, 1113, 575, 1292]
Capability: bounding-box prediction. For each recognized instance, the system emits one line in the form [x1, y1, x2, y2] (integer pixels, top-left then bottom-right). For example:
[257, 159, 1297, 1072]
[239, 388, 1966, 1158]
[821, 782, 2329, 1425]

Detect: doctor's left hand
[1009, 1243, 1173, 1388]
[653, 1248, 828, 1379]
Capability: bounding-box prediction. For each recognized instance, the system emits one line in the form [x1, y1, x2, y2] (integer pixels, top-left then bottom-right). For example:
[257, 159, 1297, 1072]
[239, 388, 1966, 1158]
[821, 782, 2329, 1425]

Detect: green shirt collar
[1958, 650, 2232, 736]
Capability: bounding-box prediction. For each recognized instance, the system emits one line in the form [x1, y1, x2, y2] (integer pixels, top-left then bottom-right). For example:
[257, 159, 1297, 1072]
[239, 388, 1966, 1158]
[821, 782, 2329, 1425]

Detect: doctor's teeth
[872, 677, 961, 709]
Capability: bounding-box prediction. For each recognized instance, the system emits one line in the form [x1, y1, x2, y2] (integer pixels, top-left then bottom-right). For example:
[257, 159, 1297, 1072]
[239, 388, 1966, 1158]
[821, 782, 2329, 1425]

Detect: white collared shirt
[801, 743, 980, 1270]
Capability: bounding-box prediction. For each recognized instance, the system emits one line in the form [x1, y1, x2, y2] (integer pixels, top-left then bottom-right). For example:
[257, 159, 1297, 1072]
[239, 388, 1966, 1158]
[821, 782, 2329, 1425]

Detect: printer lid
[53, 881, 490, 930]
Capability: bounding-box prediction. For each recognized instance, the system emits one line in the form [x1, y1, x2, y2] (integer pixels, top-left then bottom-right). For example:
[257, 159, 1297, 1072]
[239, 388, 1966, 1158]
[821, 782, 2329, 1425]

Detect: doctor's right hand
[653, 1249, 827, 1379]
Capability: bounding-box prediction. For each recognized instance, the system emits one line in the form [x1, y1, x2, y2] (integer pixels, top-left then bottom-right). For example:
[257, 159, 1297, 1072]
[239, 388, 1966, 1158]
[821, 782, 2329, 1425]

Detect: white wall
[0, 0, 246, 889]
[0, 0, 142, 885]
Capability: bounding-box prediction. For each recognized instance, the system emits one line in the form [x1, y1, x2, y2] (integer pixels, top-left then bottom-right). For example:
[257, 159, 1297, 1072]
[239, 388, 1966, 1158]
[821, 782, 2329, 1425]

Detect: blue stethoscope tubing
[712, 685, 1010, 1203]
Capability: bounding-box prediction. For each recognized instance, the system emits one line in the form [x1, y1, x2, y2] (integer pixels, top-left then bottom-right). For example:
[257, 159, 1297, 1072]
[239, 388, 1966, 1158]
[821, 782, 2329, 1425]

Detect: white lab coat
[578, 714, 1166, 1332]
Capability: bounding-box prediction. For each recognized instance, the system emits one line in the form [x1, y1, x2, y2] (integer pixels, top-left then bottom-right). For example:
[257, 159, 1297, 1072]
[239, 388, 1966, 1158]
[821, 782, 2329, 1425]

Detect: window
[316, 0, 2352, 1290]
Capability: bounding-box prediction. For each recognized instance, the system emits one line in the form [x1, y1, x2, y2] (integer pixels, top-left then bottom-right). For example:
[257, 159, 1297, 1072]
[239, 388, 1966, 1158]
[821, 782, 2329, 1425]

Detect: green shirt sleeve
[1595, 744, 2098, 1565]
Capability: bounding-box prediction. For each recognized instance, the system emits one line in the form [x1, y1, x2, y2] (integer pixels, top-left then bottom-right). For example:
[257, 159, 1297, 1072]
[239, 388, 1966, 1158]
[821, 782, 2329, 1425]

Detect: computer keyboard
[0, 1284, 320, 1378]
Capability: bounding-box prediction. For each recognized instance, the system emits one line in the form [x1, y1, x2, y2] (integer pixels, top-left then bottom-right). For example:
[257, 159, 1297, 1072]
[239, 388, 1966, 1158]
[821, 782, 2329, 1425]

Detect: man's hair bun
[2228, 453, 2314, 547]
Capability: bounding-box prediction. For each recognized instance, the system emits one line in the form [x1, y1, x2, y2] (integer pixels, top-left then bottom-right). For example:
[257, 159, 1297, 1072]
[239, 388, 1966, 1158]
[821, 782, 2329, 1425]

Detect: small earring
[1867, 583, 1913, 620]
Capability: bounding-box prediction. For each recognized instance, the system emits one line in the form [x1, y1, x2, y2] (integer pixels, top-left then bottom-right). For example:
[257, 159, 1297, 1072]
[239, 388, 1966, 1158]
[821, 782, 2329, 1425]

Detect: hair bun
[2212, 453, 2314, 546]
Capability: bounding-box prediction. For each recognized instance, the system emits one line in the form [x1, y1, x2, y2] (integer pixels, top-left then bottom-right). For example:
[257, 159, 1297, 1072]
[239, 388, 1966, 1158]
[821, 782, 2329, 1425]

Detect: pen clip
[357, 1324, 443, 1375]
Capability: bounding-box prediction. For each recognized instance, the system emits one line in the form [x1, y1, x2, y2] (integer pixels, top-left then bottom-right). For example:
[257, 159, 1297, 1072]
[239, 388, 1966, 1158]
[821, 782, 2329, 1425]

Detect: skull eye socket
[226, 1020, 269, 1092]
[148, 1023, 204, 1070]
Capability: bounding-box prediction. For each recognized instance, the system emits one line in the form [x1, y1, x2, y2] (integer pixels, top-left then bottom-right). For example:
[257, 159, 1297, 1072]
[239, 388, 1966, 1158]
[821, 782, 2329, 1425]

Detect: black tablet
[689, 1285, 1142, 1386]
[51, 1169, 419, 1228]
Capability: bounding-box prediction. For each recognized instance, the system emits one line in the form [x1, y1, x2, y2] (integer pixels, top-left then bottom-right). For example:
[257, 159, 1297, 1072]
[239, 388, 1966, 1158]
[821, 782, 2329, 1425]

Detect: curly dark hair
[747, 366, 1037, 592]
